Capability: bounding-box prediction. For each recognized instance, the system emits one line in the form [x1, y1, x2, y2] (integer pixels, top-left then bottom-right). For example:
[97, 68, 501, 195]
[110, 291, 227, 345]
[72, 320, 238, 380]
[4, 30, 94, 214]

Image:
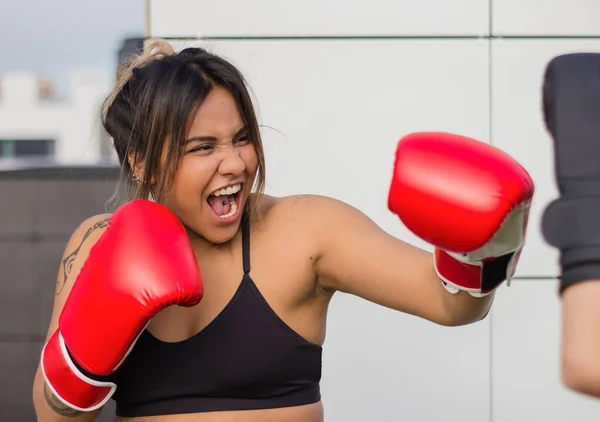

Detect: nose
[217, 145, 246, 176]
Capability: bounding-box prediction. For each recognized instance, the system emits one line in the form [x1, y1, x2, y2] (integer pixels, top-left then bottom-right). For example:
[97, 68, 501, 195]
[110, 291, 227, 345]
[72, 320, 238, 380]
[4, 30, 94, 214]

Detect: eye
[188, 144, 213, 154]
[234, 135, 251, 145]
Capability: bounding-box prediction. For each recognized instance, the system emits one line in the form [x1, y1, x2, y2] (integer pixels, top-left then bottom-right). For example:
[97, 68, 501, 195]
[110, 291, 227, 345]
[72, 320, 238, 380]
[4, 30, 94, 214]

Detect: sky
[0, 0, 145, 97]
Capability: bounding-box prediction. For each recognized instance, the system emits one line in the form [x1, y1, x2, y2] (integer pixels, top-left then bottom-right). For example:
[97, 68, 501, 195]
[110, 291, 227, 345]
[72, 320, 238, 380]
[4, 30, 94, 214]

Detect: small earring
[132, 174, 141, 183]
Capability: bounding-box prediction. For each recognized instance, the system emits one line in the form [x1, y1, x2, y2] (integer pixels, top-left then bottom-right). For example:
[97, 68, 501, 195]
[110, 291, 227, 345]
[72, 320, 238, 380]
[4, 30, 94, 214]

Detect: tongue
[208, 194, 233, 216]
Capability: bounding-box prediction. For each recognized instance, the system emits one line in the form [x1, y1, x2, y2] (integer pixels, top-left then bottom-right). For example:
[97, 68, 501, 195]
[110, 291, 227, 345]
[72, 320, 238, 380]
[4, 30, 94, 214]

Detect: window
[0, 139, 55, 159]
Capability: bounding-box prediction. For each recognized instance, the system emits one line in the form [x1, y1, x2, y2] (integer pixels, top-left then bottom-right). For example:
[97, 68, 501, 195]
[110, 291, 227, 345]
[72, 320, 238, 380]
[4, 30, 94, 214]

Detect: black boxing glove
[541, 53, 600, 294]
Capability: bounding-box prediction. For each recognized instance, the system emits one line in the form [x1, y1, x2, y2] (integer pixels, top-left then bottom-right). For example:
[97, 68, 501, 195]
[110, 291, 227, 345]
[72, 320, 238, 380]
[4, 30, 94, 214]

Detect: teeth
[219, 195, 238, 219]
[212, 183, 241, 197]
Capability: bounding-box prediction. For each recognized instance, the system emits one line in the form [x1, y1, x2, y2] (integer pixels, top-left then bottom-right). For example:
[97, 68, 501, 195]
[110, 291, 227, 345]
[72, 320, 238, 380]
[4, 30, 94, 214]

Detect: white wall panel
[493, 1, 600, 36]
[491, 280, 600, 422]
[322, 293, 490, 422]
[149, 0, 489, 37]
[491, 39, 600, 278]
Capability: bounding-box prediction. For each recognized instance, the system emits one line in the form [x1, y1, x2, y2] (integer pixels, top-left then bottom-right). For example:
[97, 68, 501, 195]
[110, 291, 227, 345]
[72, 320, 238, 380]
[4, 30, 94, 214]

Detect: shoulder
[63, 212, 113, 257]
[45, 213, 113, 341]
[66, 213, 113, 250]
[259, 193, 335, 218]
[271, 194, 366, 218]
[58, 213, 112, 289]
[257, 193, 369, 234]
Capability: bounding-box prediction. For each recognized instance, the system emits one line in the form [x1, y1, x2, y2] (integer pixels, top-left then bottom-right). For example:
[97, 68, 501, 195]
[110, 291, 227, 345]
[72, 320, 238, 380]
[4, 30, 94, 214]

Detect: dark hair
[101, 40, 266, 220]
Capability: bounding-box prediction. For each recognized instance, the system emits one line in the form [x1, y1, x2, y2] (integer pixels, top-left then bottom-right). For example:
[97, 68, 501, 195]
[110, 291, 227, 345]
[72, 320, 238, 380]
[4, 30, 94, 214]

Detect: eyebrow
[184, 126, 248, 144]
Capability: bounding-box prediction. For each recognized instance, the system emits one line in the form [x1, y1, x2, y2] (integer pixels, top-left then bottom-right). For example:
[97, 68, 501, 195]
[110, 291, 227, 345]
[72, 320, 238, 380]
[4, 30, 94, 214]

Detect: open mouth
[207, 183, 243, 220]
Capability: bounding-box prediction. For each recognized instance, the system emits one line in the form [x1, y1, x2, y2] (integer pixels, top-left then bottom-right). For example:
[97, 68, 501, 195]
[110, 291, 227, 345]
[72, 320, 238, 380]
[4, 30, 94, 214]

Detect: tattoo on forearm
[56, 218, 110, 295]
[43, 380, 83, 417]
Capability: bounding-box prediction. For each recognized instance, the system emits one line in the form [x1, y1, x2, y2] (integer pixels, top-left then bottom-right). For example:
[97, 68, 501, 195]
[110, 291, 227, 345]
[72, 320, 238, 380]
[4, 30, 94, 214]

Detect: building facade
[0, 70, 114, 165]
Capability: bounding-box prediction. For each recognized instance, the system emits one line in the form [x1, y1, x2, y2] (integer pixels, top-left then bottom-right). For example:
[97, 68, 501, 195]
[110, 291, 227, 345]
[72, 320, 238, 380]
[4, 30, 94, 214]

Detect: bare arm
[307, 195, 492, 326]
[561, 280, 600, 397]
[33, 214, 111, 421]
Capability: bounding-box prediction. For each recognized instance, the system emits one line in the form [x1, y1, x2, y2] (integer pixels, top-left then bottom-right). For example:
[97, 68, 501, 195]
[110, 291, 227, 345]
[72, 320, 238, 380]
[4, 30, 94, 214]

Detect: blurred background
[2, 0, 600, 421]
[0, 1, 144, 420]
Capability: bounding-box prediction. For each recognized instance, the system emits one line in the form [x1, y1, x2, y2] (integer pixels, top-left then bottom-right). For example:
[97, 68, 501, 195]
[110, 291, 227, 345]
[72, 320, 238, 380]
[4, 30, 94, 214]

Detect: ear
[127, 150, 144, 182]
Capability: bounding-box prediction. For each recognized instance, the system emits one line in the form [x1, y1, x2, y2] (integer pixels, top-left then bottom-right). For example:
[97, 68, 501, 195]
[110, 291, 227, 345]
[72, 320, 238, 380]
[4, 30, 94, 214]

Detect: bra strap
[242, 211, 251, 275]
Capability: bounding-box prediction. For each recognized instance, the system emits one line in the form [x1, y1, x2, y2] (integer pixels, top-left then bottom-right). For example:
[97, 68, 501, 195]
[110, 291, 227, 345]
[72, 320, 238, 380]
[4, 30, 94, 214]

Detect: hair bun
[103, 39, 177, 120]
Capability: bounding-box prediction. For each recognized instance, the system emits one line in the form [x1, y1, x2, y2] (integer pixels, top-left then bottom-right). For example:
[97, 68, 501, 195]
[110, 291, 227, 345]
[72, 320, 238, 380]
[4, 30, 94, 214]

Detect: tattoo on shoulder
[56, 217, 110, 295]
[43, 380, 83, 417]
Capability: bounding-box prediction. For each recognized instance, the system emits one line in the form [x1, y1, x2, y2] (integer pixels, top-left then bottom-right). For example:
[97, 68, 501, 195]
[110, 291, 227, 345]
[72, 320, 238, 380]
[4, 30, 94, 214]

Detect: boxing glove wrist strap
[558, 246, 600, 293]
[542, 197, 600, 293]
[41, 330, 116, 412]
[435, 249, 514, 297]
[542, 197, 600, 247]
[65, 345, 117, 383]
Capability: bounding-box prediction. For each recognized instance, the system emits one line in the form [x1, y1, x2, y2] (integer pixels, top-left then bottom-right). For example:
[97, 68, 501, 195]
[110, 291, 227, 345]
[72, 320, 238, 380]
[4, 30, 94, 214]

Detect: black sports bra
[111, 214, 323, 417]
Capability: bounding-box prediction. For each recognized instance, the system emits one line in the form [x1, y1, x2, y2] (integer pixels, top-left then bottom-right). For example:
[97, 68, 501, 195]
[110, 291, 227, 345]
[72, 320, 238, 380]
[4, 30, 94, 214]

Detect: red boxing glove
[40, 200, 204, 411]
[388, 132, 534, 297]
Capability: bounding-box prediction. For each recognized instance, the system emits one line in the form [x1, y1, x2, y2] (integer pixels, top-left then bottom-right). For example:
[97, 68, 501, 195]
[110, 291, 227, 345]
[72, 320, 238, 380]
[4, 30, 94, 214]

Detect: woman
[32, 40, 533, 421]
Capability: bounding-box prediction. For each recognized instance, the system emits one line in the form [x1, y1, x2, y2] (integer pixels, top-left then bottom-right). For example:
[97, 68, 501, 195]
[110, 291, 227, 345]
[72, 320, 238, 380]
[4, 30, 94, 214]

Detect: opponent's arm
[33, 214, 110, 421]
[561, 281, 600, 397]
[540, 53, 600, 397]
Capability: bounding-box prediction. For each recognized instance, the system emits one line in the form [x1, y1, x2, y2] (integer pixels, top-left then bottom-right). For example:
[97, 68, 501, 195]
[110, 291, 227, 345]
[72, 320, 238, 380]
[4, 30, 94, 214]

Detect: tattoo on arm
[56, 218, 110, 295]
[43, 381, 83, 417]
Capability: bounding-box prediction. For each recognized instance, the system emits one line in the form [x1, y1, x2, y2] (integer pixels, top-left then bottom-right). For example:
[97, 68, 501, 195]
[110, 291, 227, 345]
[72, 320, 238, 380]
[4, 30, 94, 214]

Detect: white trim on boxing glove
[112, 321, 149, 372]
[434, 256, 493, 298]
[40, 331, 117, 412]
[439, 278, 493, 298]
[444, 201, 531, 288]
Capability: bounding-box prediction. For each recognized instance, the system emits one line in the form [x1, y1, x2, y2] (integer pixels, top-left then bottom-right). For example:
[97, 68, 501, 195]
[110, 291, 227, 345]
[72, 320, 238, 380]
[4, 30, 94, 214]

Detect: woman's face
[164, 86, 258, 245]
